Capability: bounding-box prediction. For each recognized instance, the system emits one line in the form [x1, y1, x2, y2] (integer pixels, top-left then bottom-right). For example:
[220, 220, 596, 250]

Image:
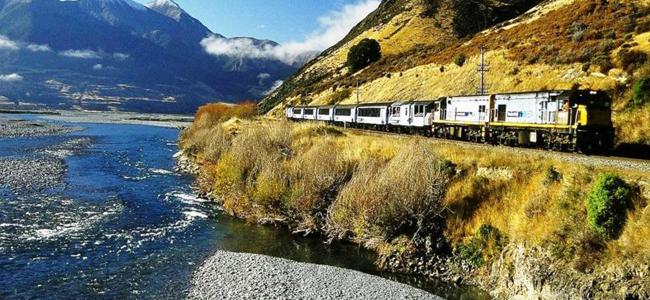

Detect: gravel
[0, 119, 82, 137]
[188, 251, 442, 300]
[0, 118, 91, 193]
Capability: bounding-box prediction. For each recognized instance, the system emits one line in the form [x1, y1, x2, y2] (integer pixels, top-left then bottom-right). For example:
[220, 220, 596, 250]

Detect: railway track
[344, 127, 650, 173]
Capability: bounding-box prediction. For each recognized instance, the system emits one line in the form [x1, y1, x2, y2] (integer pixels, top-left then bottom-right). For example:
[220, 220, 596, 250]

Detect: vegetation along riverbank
[178, 103, 650, 299]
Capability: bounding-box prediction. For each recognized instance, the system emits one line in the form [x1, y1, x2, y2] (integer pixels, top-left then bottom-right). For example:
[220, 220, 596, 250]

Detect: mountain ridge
[0, 0, 295, 113]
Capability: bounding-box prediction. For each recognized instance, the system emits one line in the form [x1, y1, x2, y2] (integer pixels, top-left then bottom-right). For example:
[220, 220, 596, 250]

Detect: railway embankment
[178, 113, 650, 299]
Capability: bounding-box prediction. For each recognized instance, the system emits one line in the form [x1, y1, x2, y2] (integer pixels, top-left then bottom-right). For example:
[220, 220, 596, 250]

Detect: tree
[454, 54, 466, 67]
[347, 38, 381, 73]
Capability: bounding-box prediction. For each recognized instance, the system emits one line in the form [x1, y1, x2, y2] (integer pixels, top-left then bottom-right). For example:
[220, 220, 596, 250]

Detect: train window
[293, 108, 302, 114]
[479, 105, 486, 113]
[359, 108, 381, 117]
[335, 108, 352, 116]
[318, 108, 330, 115]
[304, 109, 314, 115]
[391, 107, 400, 117]
[415, 105, 424, 117]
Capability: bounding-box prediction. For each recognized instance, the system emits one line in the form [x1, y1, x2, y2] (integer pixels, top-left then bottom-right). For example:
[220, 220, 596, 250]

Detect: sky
[135, 0, 379, 44]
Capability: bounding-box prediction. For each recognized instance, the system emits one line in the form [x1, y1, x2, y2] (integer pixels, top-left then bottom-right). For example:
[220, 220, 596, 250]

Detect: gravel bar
[188, 251, 442, 300]
[0, 119, 82, 137]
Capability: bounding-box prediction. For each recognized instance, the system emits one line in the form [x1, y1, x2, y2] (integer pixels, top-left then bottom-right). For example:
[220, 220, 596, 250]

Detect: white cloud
[0, 73, 24, 82]
[60, 49, 102, 59]
[27, 44, 52, 52]
[0, 35, 20, 51]
[264, 80, 284, 95]
[113, 52, 130, 61]
[201, 0, 380, 66]
[93, 64, 103, 70]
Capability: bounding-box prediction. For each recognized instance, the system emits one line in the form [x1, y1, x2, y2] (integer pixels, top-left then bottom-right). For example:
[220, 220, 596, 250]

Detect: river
[0, 115, 488, 299]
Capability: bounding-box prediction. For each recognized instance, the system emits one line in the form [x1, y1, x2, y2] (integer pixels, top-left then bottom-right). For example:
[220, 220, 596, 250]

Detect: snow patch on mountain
[146, 0, 183, 21]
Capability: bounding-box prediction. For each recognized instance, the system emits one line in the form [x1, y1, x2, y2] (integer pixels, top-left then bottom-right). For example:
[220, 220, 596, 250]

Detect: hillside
[0, 0, 296, 114]
[261, 0, 650, 144]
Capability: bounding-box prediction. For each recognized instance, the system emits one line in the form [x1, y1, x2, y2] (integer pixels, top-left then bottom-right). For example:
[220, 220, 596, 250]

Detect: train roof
[356, 102, 393, 107]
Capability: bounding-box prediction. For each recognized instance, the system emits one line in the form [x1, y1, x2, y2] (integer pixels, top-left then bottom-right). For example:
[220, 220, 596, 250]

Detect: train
[285, 90, 615, 153]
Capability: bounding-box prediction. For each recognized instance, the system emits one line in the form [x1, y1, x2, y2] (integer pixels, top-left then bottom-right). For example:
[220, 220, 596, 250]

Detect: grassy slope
[181, 116, 650, 298]
[261, 0, 650, 144]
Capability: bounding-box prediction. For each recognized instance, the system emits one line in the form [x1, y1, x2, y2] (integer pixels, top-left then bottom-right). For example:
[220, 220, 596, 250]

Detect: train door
[433, 101, 446, 121]
[479, 105, 487, 122]
[497, 105, 506, 122]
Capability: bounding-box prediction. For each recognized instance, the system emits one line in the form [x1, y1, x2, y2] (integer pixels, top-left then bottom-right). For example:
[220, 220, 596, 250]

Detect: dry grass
[181, 115, 650, 271]
[328, 141, 453, 240]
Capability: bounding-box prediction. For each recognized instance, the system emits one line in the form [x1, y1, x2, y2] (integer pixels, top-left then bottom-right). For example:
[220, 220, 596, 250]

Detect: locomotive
[286, 90, 615, 153]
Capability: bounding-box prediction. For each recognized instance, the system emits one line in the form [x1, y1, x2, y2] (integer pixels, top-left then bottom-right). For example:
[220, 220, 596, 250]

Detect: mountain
[260, 0, 650, 140]
[0, 0, 296, 114]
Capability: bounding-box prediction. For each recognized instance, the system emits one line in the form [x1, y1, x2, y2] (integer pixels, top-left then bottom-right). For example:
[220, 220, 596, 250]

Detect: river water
[0, 116, 488, 299]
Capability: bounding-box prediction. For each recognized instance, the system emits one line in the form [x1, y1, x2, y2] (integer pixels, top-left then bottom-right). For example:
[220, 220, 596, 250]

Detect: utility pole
[356, 80, 360, 105]
[477, 46, 489, 95]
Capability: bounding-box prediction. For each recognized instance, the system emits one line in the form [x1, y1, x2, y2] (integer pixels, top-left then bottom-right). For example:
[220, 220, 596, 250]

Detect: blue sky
[135, 0, 376, 44]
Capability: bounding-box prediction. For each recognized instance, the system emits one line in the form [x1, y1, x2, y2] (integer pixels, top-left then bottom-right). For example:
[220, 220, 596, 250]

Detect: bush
[619, 50, 648, 73]
[454, 53, 466, 67]
[586, 173, 632, 240]
[457, 224, 506, 267]
[329, 141, 453, 239]
[327, 88, 352, 105]
[194, 102, 258, 124]
[632, 76, 650, 107]
[591, 54, 613, 74]
[347, 39, 381, 73]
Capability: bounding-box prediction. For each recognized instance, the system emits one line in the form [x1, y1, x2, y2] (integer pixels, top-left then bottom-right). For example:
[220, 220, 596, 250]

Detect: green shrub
[632, 76, 650, 107]
[457, 224, 506, 267]
[454, 53, 466, 67]
[347, 38, 381, 73]
[586, 173, 632, 240]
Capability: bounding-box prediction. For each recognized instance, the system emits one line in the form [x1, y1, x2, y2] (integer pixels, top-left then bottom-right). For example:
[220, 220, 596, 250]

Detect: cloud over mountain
[200, 0, 380, 66]
[59, 49, 102, 59]
[0, 73, 24, 82]
[0, 35, 19, 51]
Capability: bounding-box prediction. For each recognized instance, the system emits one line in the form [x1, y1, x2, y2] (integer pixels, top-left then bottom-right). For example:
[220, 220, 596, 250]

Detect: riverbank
[0, 109, 193, 128]
[178, 116, 650, 299]
[188, 251, 441, 299]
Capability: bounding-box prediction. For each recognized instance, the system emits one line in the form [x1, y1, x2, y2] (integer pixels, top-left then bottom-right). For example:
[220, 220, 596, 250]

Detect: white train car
[316, 106, 334, 122]
[355, 103, 391, 128]
[333, 105, 357, 124]
[286, 107, 295, 119]
[389, 102, 406, 127]
[438, 95, 491, 124]
[290, 107, 304, 120]
[409, 100, 436, 128]
[389, 101, 436, 132]
[492, 91, 566, 125]
[302, 106, 317, 121]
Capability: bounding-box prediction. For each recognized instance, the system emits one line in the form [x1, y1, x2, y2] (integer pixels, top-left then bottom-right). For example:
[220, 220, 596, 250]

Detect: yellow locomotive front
[570, 90, 615, 152]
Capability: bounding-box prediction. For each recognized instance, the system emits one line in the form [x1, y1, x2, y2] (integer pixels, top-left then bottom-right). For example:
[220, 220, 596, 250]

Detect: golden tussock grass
[181, 115, 650, 269]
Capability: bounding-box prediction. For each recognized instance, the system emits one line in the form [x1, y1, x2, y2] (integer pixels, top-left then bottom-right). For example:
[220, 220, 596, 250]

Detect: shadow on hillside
[612, 143, 650, 160]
